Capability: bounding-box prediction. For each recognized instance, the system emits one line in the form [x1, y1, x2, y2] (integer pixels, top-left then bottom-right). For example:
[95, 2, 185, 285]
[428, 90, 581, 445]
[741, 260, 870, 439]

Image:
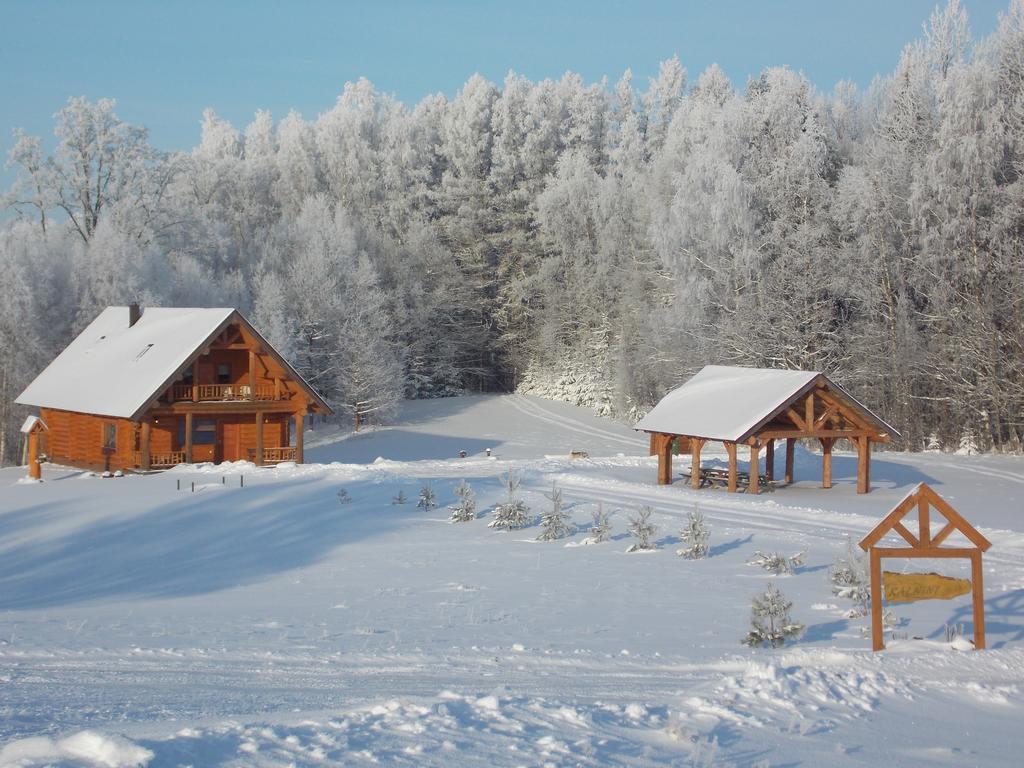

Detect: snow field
[2, 395, 1024, 766]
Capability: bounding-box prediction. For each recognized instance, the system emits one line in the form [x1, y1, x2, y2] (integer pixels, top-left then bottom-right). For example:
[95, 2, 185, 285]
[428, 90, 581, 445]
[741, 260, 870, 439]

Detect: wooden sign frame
[859, 483, 991, 651]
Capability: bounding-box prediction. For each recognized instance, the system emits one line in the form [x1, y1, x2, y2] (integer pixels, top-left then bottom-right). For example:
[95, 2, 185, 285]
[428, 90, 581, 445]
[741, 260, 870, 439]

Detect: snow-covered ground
[2, 394, 1023, 767]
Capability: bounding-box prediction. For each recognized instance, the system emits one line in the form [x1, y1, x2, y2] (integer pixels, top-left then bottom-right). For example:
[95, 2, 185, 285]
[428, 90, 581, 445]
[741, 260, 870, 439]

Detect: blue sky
[0, 0, 1010, 174]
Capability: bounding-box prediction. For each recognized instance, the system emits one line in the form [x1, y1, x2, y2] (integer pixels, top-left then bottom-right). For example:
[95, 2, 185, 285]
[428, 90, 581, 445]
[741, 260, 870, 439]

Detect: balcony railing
[136, 451, 187, 468]
[248, 446, 297, 463]
[169, 384, 286, 402]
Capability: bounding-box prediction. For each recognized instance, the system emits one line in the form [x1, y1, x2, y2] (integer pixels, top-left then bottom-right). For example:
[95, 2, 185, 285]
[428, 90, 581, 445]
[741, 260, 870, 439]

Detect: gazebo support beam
[820, 437, 834, 489]
[748, 443, 760, 495]
[765, 439, 775, 481]
[690, 438, 704, 489]
[784, 438, 795, 484]
[655, 434, 673, 485]
[857, 436, 871, 494]
[724, 441, 737, 493]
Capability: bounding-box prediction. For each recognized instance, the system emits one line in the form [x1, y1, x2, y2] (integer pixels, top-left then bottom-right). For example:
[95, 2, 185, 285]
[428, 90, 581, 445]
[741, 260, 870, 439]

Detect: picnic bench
[680, 467, 774, 491]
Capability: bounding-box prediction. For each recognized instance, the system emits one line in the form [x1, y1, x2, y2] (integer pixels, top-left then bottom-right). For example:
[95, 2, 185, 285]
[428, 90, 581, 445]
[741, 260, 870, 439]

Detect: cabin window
[217, 363, 232, 384]
[102, 423, 117, 452]
[193, 419, 217, 445]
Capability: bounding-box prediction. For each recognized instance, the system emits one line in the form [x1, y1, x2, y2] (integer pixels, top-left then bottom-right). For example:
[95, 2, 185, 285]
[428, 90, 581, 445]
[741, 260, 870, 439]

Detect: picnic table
[679, 467, 773, 491]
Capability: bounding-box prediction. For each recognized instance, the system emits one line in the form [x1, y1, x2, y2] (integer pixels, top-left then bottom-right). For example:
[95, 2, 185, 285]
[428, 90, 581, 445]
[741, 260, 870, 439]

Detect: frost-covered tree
[417, 483, 437, 511]
[586, 503, 613, 544]
[392, 490, 407, 505]
[676, 508, 710, 559]
[488, 468, 531, 530]
[829, 538, 870, 617]
[747, 550, 805, 575]
[536, 481, 574, 541]
[626, 506, 657, 552]
[449, 479, 476, 522]
[743, 583, 805, 648]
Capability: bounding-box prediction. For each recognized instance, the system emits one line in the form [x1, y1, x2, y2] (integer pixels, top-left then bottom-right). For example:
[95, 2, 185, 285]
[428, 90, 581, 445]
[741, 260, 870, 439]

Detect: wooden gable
[859, 483, 992, 553]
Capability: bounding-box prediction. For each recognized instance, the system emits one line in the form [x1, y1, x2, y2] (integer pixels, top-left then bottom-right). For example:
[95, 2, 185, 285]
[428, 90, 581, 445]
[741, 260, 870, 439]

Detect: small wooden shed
[635, 366, 898, 494]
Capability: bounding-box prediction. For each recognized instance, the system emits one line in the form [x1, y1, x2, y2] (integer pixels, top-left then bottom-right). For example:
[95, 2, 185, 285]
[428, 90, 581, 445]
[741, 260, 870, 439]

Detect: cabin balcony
[168, 383, 290, 403]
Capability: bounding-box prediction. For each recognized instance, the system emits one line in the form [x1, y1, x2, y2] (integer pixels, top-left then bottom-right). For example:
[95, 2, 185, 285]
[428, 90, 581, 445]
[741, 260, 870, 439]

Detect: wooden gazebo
[636, 366, 898, 494]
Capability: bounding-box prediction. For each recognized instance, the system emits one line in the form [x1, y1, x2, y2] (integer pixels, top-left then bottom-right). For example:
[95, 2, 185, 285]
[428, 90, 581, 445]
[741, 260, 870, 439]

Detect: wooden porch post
[724, 441, 737, 493]
[784, 438, 795, 484]
[690, 438, 703, 490]
[248, 350, 256, 400]
[140, 419, 152, 471]
[255, 411, 264, 466]
[748, 442, 760, 495]
[820, 437, 834, 489]
[295, 411, 305, 464]
[765, 439, 775, 480]
[857, 436, 871, 494]
[184, 411, 194, 464]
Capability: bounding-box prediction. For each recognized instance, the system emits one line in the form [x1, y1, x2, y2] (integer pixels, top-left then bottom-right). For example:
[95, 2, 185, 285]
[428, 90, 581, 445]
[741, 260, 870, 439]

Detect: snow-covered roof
[635, 365, 896, 442]
[20, 415, 47, 434]
[16, 307, 236, 419]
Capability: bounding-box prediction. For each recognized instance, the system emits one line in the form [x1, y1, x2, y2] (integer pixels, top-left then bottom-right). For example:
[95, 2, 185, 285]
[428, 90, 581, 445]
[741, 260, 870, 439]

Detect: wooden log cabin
[635, 366, 898, 494]
[16, 304, 331, 472]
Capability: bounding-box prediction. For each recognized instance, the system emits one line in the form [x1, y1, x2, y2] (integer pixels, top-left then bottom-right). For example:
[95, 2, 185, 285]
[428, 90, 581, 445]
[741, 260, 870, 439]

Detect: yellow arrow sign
[883, 571, 972, 604]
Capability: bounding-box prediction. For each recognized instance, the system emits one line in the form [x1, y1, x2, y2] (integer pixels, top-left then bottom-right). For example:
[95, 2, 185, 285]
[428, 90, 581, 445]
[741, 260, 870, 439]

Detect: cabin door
[221, 420, 242, 462]
[192, 418, 217, 463]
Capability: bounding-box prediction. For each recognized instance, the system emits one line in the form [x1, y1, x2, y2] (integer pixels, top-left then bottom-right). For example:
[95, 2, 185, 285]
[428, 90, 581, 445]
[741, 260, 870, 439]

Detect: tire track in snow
[505, 395, 645, 449]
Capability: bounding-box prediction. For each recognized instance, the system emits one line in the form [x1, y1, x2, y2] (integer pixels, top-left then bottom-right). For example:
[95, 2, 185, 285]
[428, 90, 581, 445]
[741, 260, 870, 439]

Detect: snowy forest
[1, 0, 1023, 464]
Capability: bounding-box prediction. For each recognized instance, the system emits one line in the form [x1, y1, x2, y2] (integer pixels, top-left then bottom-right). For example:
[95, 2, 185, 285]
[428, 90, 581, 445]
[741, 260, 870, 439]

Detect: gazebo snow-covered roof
[636, 365, 898, 495]
[16, 306, 330, 420]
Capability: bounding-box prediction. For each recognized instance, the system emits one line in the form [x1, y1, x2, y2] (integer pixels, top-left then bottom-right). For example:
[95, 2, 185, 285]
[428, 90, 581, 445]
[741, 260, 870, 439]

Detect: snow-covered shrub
[829, 538, 870, 616]
[626, 506, 657, 552]
[417, 483, 437, 511]
[747, 550, 804, 574]
[677, 508, 710, 559]
[585, 503, 612, 544]
[537, 481, 574, 541]
[392, 490, 407, 505]
[743, 583, 804, 648]
[337, 488, 352, 504]
[488, 468, 531, 531]
[449, 479, 476, 523]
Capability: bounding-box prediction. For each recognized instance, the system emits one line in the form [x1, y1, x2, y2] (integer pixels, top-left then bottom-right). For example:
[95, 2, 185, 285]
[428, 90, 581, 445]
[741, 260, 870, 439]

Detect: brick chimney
[129, 302, 141, 327]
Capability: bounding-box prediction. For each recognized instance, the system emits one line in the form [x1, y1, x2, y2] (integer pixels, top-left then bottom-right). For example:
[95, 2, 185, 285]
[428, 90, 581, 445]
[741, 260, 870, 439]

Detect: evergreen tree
[536, 481, 574, 541]
[586, 503, 613, 544]
[417, 483, 437, 511]
[743, 583, 804, 648]
[488, 468, 531, 530]
[626, 506, 657, 552]
[677, 508, 710, 559]
[449, 479, 476, 522]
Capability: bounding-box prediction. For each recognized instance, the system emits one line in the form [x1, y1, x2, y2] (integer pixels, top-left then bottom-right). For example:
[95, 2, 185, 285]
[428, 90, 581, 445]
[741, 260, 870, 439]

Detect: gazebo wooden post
[820, 437, 834, 489]
[784, 438, 795, 484]
[724, 442, 738, 493]
[690, 438, 704, 489]
[748, 442, 761, 495]
[857, 436, 871, 494]
[765, 439, 775, 481]
[649, 432, 657, 456]
[655, 434, 674, 485]
[184, 411, 194, 463]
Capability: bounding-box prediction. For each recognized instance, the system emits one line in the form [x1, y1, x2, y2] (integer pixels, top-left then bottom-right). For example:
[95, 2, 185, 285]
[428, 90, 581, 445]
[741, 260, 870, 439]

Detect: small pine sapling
[626, 506, 657, 552]
[747, 550, 805, 575]
[537, 481, 574, 541]
[743, 583, 804, 648]
[337, 488, 352, 504]
[392, 490, 407, 505]
[586, 503, 612, 544]
[829, 538, 870, 617]
[677, 507, 710, 559]
[488, 468, 530, 531]
[417, 483, 437, 511]
[449, 480, 476, 522]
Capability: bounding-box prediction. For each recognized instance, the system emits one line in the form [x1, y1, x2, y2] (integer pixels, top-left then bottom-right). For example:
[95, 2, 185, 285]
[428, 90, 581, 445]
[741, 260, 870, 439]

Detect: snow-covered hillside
[2, 394, 1024, 767]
